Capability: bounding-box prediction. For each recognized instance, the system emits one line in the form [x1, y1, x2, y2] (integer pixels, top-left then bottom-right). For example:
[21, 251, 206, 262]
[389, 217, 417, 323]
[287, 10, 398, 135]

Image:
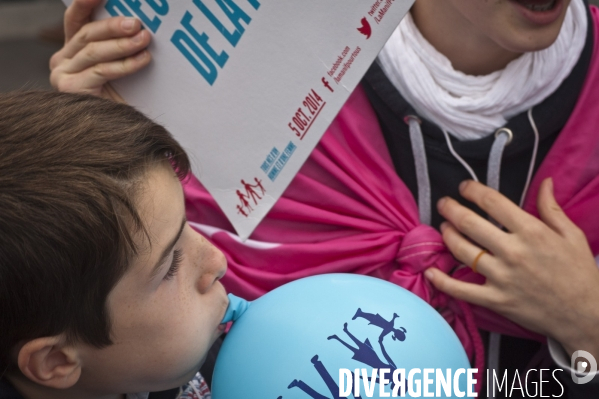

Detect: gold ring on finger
[471, 249, 488, 274]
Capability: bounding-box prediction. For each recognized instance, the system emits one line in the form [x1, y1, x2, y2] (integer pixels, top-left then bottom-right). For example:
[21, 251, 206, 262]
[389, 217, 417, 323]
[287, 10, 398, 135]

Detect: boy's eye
[164, 249, 183, 281]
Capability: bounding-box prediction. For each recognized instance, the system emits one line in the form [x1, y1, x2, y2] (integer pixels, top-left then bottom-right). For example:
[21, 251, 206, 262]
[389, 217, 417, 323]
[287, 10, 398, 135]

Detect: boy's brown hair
[0, 91, 190, 373]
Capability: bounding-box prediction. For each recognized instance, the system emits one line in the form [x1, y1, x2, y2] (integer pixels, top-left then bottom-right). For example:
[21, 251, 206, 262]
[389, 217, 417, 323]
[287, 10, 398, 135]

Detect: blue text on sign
[105, 0, 261, 85]
[267, 141, 296, 182]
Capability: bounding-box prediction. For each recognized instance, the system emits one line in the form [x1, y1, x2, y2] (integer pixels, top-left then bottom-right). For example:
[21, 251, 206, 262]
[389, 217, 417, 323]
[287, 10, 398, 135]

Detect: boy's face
[424, 0, 571, 53]
[75, 163, 229, 394]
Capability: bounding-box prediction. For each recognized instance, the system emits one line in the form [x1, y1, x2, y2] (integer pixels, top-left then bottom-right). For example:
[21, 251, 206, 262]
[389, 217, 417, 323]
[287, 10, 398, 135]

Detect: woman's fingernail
[425, 269, 434, 281]
[437, 197, 448, 209]
[440, 221, 448, 232]
[134, 50, 147, 60]
[459, 180, 469, 192]
[131, 31, 144, 44]
[547, 177, 554, 194]
[122, 18, 136, 31]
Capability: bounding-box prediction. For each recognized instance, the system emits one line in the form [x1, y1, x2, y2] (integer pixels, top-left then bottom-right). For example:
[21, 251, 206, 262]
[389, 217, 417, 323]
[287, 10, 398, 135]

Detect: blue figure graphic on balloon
[328, 322, 397, 371]
[287, 355, 357, 399]
[286, 309, 406, 398]
[352, 308, 407, 343]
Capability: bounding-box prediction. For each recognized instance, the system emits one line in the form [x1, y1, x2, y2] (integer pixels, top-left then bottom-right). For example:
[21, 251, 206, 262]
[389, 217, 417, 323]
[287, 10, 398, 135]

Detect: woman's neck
[410, 0, 522, 75]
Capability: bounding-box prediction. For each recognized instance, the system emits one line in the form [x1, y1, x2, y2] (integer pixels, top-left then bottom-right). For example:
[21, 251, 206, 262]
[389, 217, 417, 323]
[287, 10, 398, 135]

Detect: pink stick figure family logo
[236, 178, 266, 217]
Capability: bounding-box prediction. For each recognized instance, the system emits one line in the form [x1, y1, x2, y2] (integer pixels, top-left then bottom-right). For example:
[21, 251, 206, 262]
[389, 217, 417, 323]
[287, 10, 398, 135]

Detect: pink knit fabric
[183, 7, 599, 391]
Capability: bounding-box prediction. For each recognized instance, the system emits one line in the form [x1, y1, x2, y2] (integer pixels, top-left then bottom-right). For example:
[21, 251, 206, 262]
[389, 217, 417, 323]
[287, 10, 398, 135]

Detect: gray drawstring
[488, 332, 502, 399]
[444, 127, 512, 399]
[486, 110, 539, 398]
[442, 129, 479, 182]
[487, 128, 513, 193]
[406, 108, 541, 399]
[406, 116, 432, 225]
[521, 108, 540, 207]
[486, 128, 513, 227]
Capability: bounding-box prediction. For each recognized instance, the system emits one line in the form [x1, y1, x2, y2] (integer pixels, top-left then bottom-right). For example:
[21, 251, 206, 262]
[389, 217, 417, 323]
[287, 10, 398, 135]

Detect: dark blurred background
[2, 0, 599, 93]
[0, 0, 64, 92]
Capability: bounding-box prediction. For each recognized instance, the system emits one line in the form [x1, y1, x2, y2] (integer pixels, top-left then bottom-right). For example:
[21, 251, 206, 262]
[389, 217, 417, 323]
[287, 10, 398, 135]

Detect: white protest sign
[65, 0, 413, 239]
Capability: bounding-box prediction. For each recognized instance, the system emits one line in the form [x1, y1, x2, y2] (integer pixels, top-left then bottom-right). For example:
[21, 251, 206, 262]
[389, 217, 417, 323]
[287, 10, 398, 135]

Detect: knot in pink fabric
[396, 224, 456, 274]
[379, 224, 457, 307]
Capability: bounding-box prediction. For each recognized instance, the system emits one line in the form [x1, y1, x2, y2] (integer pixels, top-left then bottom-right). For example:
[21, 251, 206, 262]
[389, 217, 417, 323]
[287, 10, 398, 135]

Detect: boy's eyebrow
[149, 217, 187, 279]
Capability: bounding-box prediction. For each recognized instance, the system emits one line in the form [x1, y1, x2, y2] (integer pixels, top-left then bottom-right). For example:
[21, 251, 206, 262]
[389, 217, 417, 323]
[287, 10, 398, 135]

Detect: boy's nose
[196, 243, 227, 294]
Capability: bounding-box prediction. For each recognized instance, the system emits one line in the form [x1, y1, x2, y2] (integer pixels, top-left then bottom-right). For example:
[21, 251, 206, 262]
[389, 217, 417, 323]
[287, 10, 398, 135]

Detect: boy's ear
[17, 336, 82, 389]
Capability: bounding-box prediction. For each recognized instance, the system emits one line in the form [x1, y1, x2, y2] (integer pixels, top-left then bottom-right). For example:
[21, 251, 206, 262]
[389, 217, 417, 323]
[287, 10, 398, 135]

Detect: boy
[0, 91, 228, 399]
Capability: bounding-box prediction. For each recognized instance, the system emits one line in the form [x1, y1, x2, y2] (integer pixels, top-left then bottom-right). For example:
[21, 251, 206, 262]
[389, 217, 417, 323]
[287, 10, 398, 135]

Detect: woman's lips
[510, 0, 565, 25]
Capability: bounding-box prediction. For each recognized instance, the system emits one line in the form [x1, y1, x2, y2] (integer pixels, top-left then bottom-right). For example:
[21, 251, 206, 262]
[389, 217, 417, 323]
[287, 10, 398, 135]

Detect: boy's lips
[510, 0, 565, 25]
[215, 287, 229, 333]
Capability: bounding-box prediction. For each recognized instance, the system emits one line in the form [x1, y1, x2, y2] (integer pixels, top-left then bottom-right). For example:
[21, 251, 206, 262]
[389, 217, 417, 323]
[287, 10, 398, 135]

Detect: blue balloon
[213, 274, 471, 398]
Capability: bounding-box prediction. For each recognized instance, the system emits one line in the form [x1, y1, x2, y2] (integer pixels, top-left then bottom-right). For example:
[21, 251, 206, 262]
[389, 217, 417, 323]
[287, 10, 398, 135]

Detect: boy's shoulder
[0, 373, 211, 399]
[144, 372, 211, 399]
[174, 372, 211, 399]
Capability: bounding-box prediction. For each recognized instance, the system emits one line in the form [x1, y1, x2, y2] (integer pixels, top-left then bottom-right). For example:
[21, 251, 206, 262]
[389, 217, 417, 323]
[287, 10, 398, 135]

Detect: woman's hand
[425, 178, 599, 359]
[49, 0, 151, 101]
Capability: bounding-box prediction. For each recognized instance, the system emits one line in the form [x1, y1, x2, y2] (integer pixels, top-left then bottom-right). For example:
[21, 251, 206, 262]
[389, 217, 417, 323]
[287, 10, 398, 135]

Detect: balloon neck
[221, 294, 251, 323]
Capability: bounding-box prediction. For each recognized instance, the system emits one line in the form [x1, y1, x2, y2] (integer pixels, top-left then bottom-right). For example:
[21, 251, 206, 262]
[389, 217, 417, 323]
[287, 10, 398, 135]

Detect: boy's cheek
[77, 334, 202, 393]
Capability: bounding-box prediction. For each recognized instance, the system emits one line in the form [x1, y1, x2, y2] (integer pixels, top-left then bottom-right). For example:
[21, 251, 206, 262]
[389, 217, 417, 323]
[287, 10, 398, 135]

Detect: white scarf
[378, 0, 587, 141]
